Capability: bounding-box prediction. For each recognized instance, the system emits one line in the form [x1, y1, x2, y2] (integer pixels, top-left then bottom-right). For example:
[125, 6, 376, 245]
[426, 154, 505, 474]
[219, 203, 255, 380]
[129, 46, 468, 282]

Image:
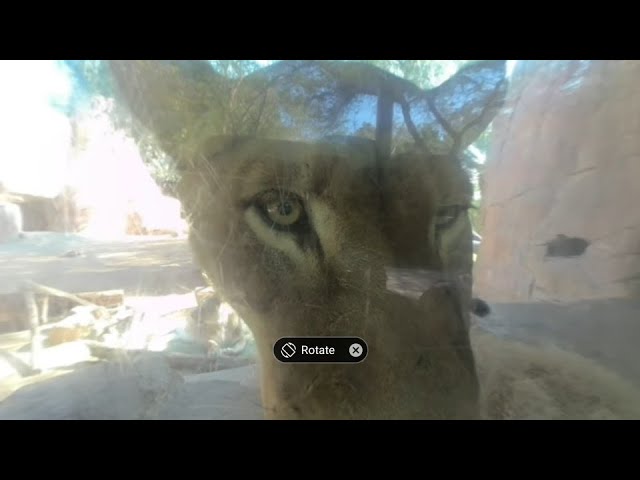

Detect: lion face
[109, 59, 506, 419]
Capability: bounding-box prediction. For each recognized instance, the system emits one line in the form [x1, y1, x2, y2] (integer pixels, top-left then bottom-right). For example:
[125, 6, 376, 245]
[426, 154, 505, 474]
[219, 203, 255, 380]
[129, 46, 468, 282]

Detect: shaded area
[4, 296, 640, 420]
[0, 358, 262, 420]
[476, 299, 640, 388]
[154, 365, 262, 420]
[544, 234, 590, 258]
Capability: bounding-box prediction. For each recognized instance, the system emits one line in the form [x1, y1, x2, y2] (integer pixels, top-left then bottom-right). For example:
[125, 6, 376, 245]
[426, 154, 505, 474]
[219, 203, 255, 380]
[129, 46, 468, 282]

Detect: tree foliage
[365, 60, 493, 169]
[57, 60, 114, 115]
[62, 60, 497, 203]
[208, 60, 263, 78]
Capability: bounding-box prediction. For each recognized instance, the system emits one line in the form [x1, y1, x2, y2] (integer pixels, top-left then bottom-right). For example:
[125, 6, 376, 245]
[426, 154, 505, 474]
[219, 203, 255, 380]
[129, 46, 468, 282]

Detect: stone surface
[10, 188, 85, 233]
[474, 60, 640, 302]
[0, 354, 185, 420]
[0, 359, 262, 420]
[155, 365, 263, 420]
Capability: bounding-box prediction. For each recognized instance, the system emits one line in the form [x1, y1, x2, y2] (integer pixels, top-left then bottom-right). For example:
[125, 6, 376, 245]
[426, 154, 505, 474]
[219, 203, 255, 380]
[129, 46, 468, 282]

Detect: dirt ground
[0, 231, 204, 296]
[0, 231, 213, 403]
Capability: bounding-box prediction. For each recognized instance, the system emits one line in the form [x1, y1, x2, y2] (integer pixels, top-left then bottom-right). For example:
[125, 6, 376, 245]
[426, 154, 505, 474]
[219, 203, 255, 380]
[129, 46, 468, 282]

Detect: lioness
[109, 60, 640, 419]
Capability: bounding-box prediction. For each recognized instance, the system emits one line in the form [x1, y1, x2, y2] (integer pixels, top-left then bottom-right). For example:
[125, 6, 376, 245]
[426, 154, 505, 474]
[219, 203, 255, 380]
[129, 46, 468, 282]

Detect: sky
[0, 60, 72, 196]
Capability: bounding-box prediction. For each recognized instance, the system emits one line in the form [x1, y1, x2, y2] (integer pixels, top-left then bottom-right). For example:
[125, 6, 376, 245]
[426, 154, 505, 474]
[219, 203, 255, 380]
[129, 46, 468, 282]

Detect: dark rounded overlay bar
[273, 337, 368, 364]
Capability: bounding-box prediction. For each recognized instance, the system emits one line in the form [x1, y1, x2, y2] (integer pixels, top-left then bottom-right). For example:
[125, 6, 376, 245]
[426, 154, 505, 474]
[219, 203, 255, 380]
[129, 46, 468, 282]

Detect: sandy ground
[0, 231, 204, 296]
[0, 231, 217, 408]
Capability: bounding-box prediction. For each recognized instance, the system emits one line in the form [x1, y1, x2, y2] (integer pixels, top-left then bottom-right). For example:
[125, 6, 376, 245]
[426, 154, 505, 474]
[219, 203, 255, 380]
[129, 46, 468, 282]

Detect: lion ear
[435, 60, 508, 152]
[406, 60, 508, 155]
[108, 60, 231, 159]
[109, 60, 508, 162]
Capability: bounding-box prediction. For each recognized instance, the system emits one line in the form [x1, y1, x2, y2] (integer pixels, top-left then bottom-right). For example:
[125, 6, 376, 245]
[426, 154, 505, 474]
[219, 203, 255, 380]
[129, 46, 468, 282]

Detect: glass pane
[0, 60, 638, 420]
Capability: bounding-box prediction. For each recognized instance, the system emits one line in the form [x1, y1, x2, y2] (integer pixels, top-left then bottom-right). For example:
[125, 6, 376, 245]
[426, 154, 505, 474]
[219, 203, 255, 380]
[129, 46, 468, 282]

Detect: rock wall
[15, 188, 86, 233]
[474, 60, 640, 302]
[0, 202, 22, 243]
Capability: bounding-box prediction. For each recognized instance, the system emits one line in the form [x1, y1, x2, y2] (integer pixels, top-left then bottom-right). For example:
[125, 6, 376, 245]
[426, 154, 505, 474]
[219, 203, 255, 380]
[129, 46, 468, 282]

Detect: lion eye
[266, 198, 303, 226]
[435, 205, 466, 230]
[254, 191, 305, 227]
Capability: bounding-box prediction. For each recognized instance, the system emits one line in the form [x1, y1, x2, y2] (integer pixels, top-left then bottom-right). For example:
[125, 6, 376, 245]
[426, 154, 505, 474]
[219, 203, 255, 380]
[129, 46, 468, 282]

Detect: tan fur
[109, 60, 640, 420]
[173, 137, 483, 419]
[472, 328, 640, 419]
